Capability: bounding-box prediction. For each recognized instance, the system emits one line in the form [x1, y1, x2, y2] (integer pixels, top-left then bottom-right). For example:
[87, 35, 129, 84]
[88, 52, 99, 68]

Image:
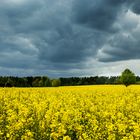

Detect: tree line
[0, 69, 139, 87]
[0, 76, 60, 87]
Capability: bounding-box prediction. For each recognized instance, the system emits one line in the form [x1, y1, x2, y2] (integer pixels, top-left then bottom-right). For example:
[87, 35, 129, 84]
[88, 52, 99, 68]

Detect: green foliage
[5, 78, 13, 87]
[51, 79, 61, 87]
[32, 76, 51, 87]
[0, 74, 139, 87]
[120, 69, 136, 86]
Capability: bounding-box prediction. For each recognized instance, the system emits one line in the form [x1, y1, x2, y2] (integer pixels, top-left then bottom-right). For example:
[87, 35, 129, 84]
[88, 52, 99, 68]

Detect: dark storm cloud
[98, 33, 140, 62]
[97, 8, 140, 62]
[130, 0, 140, 14]
[72, 0, 127, 31]
[0, 0, 104, 70]
[0, 0, 140, 76]
[72, 0, 140, 63]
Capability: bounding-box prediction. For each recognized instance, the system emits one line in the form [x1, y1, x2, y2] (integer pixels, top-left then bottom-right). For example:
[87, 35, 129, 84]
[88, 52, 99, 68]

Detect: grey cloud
[0, 0, 140, 76]
[72, 0, 127, 32]
[97, 24, 140, 62]
[130, 0, 140, 14]
[0, 51, 37, 69]
[37, 27, 104, 69]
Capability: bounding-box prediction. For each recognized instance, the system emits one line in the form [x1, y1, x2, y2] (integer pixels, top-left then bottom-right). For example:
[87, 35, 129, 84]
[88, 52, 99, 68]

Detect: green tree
[5, 78, 14, 87]
[120, 69, 136, 86]
[51, 79, 61, 87]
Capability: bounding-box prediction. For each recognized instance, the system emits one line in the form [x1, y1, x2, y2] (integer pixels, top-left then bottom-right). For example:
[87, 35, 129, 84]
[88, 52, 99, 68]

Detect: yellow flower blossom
[0, 85, 140, 139]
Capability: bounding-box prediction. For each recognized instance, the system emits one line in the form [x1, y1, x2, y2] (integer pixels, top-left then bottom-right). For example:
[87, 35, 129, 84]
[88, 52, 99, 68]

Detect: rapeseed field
[0, 85, 140, 140]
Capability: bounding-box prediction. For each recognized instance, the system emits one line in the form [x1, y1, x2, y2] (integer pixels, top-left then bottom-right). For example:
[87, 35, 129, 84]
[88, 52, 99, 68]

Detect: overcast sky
[0, 0, 140, 77]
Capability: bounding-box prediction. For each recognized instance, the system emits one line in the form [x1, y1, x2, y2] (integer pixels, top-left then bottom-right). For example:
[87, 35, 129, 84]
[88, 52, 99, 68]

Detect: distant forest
[0, 76, 140, 87]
